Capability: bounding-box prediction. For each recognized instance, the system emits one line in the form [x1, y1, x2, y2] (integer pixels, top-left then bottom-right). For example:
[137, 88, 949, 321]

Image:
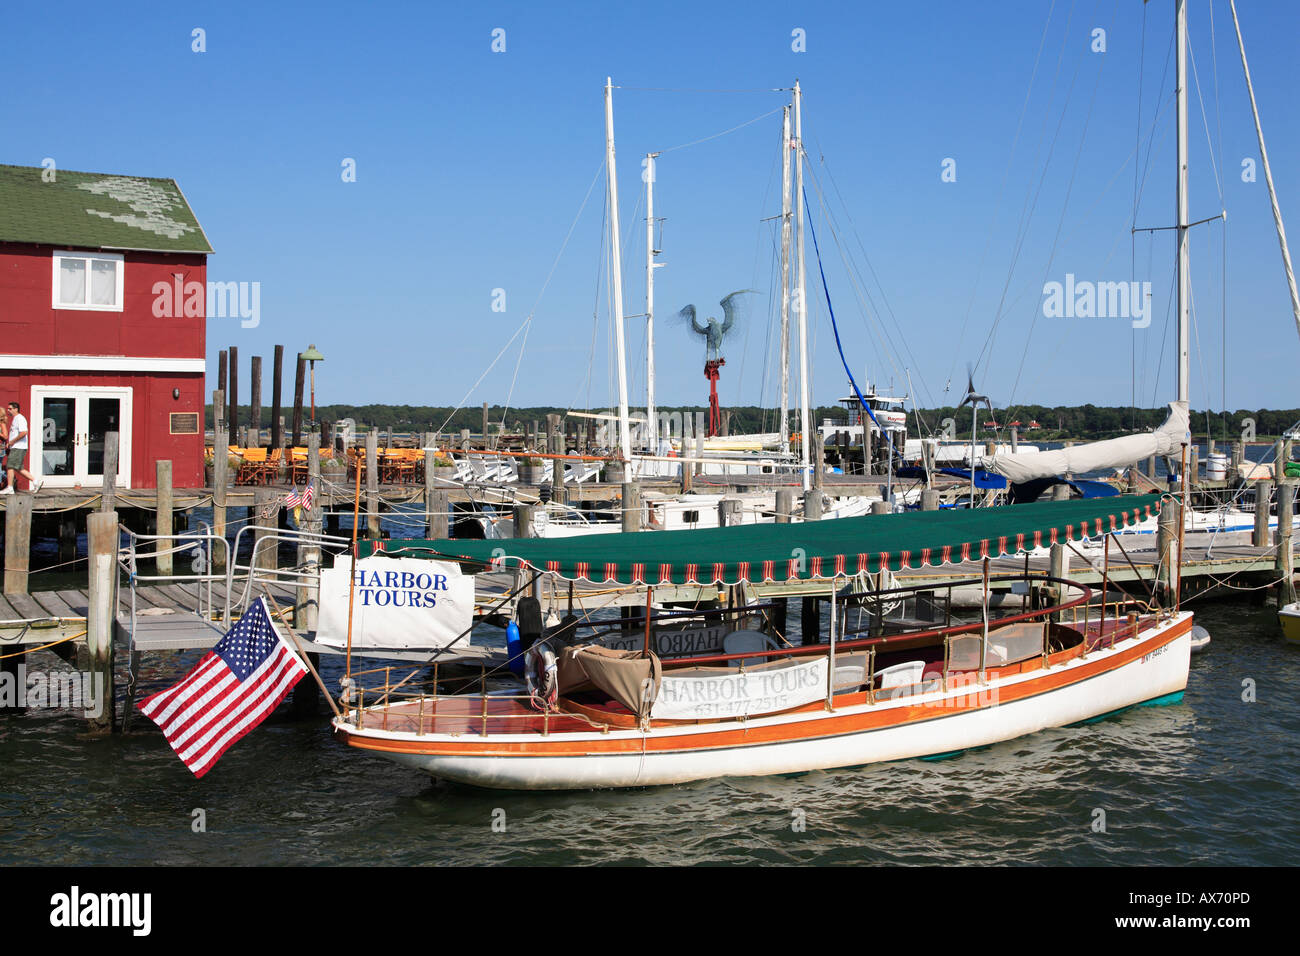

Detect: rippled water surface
[2, 600, 1297, 866]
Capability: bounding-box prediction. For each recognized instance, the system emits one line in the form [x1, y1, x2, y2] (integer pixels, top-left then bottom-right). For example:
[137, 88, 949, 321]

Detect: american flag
[301, 479, 315, 512]
[138, 598, 307, 778]
[284, 485, 302, 508]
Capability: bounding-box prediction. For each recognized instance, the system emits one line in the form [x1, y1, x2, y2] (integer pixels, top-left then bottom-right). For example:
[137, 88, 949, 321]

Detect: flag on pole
[301, 479, 315, 512]
[284, 485, 302, 508]
[138, 597, 307, 778]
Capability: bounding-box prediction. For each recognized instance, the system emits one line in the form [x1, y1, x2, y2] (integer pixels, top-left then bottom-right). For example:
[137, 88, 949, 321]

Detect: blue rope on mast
[802, 187, 894, 501]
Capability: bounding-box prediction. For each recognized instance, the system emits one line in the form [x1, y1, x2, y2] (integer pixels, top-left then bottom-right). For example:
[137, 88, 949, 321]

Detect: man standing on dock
[2, 401, 41, 494]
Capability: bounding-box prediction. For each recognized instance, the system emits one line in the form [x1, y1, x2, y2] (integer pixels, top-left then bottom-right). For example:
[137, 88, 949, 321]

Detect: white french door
[29, 386, 132, 489]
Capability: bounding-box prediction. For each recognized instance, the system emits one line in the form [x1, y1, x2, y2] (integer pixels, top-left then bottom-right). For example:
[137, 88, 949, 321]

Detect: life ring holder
[525, 641, 559, 711]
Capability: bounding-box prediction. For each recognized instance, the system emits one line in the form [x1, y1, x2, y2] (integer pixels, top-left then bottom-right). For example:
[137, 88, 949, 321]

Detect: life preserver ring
[525, 641, 558, 710]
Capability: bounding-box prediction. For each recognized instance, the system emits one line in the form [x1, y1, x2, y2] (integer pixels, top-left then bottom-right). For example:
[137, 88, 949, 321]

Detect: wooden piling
[800, 598, 819, 645]
[1157, 502, 1179, 602]
[871, 500, 890, 515]
[291, 354, 306, 447]
[513, 504, 536, 539]
[718, 498, 742, 527]
[101, 431, 118, 513]
[213, 394, 228, 572]
[921, 489, 940, 511]
[1254, 479, 1273, 547]
[775, 488, 794, 523]
[803, 488, 823, 521]
[58, 516, 76, 564]
[3, 492, 32, 593]
[1231, 440, 1244, 478]
[250, 355, 262, 447]
[155, 460, 173, 575]
[622, 482, 641, 533]
[253, 489, 277, 573]
[481, 403, 489, 449]
[813, 433, 825, 493]
[1276, 480, 1296, 605]
[228, 345, 239, 437]
[366, 429, 379, 537]
[217, 348, 228, 396]
[293, 430, 323, 715]
[271, 344, 284, 450]
[551, 429, 566, 505]
[86, 511, 118, 734]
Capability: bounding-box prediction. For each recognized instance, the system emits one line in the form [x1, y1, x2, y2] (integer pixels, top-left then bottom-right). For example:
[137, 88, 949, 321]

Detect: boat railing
[343, 662, 615, 737]
[118, 522, 230, 629]
[225, 524, 352, 622]
[340, 570, 1174, 731]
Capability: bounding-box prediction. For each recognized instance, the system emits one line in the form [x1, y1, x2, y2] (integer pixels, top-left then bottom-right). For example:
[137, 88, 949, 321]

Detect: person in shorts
[3, 401, 40, 493]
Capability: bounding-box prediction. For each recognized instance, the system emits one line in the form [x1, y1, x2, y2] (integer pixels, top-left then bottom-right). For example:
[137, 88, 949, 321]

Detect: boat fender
[525, 641, 559, 710]
[1189, 625, 1211, 654]
[506, 621, 525, 676]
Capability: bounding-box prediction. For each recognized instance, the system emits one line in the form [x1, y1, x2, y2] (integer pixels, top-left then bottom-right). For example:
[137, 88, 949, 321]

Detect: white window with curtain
[51, 251, 124, 311]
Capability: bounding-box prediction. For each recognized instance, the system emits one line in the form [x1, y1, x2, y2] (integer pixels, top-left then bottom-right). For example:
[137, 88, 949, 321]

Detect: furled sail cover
[360, 493, 1164, 586]
[982, 401, 1189, 484]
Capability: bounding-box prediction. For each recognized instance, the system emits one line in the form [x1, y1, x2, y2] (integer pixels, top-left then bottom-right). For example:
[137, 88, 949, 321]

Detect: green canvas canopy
[357, 493, 1165, 587]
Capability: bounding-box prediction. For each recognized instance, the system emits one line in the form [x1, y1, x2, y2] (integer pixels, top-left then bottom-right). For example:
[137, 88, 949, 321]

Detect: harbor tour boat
[331, 492, 1192, 790]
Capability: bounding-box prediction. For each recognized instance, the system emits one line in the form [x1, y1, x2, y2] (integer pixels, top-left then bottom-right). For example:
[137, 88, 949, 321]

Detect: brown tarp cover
[558, 645, 662, 720]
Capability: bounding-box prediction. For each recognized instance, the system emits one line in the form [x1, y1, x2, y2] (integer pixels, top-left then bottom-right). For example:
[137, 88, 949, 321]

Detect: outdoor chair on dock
[236, 448, 275, 485]
[289, 447, 309, 483]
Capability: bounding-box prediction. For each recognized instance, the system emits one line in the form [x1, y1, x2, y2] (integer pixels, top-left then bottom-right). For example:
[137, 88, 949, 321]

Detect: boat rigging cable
[802, 185, 893, 503]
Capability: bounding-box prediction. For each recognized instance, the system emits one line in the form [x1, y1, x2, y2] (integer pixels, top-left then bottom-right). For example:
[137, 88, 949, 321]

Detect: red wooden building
[0, 164, 212, 490]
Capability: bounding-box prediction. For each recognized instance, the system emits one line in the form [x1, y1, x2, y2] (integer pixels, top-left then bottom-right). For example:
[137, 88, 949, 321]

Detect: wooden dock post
[217, 348, 228, 396]
[292, 353, 306, 448]
[800, 598, 819, 645]
[271, 345, 284, 450]
[101, 431, 118, 513]
[803, 488, 823, 521]
[513, 504, 535, 539]
[871, 500, 890, 515]
[427, 491, 449, 541]
[86, 511, 118, 734]
[250, 355, 263, 447]
[1276, 480, 1296, 605]
[775, 488, 794, 523]
[292, 430, 323, 715]
[1188, 445, 1199, 492]
[921, 489, 940, 511]
[1255, 479, 1274, 547]
[622, 482, 641, 533]
[253, 489, 277, 573]
[228, 345, 239, 438]
[3, 492, 32, 594]
[813, 433, 825, 493]
[718, 498, 742, 527]
[694, 412, 705, 478]
[58, 516, 76, 564]
[1231, 440, 1244, 478]
[1157, 502, 1179, 602]
[551, 428, 566, 505]
[1147, 452, 1158, 482]
[155, 460, 173, 575]
[366, 428, 380, 537]
[481, 403, 489, 449]
[213, 391, 228, 571]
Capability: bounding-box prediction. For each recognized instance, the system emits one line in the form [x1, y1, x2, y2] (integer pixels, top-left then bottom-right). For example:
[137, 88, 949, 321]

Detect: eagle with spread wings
[677, 290, 758, 361]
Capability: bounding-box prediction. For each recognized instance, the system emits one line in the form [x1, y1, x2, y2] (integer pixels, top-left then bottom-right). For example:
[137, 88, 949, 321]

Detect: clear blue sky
[4, 1, 1299, 419]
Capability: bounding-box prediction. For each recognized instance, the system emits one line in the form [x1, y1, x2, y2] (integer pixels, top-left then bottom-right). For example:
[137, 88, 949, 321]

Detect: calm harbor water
[2, 599, 1297, 866]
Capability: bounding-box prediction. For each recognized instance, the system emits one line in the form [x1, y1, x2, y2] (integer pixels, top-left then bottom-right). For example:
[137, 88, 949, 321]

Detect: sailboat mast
[645, 151, 659, 455]
[1229, 0, 1300, 343]
[1175, 0, 1191, 406]
[794, 81, 811, 491]
[605, 77, 632, 461]
[779, 105, 793, 456]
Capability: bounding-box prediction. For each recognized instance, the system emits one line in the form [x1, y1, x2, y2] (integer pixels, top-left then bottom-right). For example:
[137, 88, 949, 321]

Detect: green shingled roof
[0, 164, 212, 254]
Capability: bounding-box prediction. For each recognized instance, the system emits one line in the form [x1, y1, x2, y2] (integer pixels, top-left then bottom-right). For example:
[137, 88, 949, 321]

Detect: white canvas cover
[981, 401, 1189, 484]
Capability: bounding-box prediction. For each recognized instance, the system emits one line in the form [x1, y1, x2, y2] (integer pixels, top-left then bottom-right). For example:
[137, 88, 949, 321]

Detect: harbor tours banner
[649, 657, 828, 720]
[317, 557, 474, 651]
